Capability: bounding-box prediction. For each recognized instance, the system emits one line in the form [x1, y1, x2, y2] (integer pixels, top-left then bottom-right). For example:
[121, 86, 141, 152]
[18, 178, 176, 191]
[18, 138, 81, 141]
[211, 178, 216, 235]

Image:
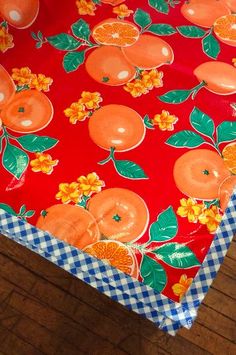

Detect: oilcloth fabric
[0, 0, 236, 335]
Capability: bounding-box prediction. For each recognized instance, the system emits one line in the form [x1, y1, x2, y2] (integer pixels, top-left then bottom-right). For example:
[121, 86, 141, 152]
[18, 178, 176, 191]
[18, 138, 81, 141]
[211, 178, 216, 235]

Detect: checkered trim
[0, 190, 235, 335]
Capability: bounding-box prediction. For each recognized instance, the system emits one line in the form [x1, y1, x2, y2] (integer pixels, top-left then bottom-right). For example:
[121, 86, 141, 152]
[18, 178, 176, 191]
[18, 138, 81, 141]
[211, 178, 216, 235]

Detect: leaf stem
[191, 80, 206, 99]
[98, 147, 116, 165]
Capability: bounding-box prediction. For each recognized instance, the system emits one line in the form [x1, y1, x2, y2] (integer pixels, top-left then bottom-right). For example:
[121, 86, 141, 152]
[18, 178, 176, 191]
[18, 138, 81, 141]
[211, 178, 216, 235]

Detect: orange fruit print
[92, 19, 139, 47]
[101, 0, 125, 5]
[122, 34, 174, 70]
[214, 15, 236, 47]
[219, 176, 236, 211]
[85, 46, 136, 86]
[222, 142, 236, 174]
[180, 0, 230, 28]
[222, 0, 236, 12]
[84, 240, 139, 278]
[0, 0, 39, 29]
[1, 89, 53, 133]
[88, 104, 145, 151]
[173, 149, 231, 200]
[36, 204, 100, 250]
[0, 64, 15, 109]
[88, 188, 149, 243]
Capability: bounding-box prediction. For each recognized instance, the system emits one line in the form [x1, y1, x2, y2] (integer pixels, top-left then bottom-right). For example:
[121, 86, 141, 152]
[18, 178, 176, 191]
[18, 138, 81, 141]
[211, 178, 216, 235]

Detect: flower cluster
[64, 91, 102, 124]
[30, 153, 58, 175]
[0, 24, 14, 53]
[12, 67, 53, 91]
[177, 198, 222, 233]
[124, 69, 163, 97]
[56, 172, 105, 204]
[152, 110, 178, 131]
[113, 4, 133, 18]
[76, 0, 96, 16]
[172, 274, 193, 301]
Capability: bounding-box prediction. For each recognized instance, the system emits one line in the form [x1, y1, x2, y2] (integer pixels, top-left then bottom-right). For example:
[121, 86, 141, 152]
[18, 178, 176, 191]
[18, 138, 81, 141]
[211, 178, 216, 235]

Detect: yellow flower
[0, 25, 14, 53]
[113, 4, 133, 18]
[64, 102, 89, 124]
[152, 110, 178, 131]
[172, 274, 193, 301]
[141, 69, 163, 89]
[177, 198, 204, 223]
[76, 0, 96, 16]
[79, 91, 102, 109]
[198, 206, 222, 233]
[232, 58, 236, 67]
[30, 74, 53, 92]
[56, 182, 81, 204]
[77, 172, 104, 196]
[12, 67, 33, 86]
[124, 79, 149, 97]
[30, 153, 58, 175]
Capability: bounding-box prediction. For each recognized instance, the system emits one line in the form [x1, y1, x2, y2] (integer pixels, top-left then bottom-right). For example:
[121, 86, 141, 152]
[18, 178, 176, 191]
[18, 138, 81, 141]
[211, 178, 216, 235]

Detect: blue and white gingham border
[0, 190, 235, 335]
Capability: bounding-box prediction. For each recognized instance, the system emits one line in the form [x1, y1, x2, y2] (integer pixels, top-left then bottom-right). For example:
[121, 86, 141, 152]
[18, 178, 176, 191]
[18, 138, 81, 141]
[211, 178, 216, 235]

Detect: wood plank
[211, 271, 236, 300]
[220, 256, 236, 280]
[203, 287, 236, 320]
[226, 241, 236, 261]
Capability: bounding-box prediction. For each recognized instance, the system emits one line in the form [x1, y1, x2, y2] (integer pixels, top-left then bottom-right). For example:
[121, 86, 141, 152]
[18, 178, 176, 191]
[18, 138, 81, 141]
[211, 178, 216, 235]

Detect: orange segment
[121, 34, 174, 70]
[214, 15, 236, 47]
[92, 19, 139, 47]
[36, 204, 100, 250]
[88, 104, 145, 151]
[173, 149, 231, 200]
[0, 0, 39, 29]
[84, 240, 139, 278]
[0, 64, 15, 109]
[222, 142, 236, 174]
[218, 176, 236, 211]
[1, 89, 53, 133]
[88, 188, 149, 242]
[85, 46, 136, 86]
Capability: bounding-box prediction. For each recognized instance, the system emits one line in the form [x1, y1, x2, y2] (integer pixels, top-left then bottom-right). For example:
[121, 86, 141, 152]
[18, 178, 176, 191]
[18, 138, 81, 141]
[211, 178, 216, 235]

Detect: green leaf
[148, 23, 176, 35]
[19, 204, 26, 214]
[37, 31, 43, 40]
[2, 143, 29, 179]
[153, 243, 200, 268]
[202, 34, 220, 59]
[166, 130, 205, 148]
[31, 31, 38, 40]
[71, 19, 90, 41]
[150, 206, 178, 242]
[17, 135, 58, 152]
[158, 89, 192, 104]
[35, 42, 42, 49]
[63, 51, 85, 73]
[190, 107, 215, 138]
[216, 121, 236, 144]
[114, 160, 148, 179]
[0, 136, 3, 153]
[47, 33, 81, 50]
[140, 255, 167, 292]
[24, 210, 35, 218]
[143, 114, 154, 129]
[134, 8, 152, 29]
[149, 0, 169, 14]
[0, 203, 17, 216]
[177, 26, 205, 38]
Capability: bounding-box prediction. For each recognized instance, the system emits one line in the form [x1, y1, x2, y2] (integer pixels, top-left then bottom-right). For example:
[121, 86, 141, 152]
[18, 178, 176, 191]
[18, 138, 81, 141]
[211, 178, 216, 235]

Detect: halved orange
[0, 0, 39, 29]
[92, 19, 139, 47]
[122, 34, 174, 70]
[1, 89, 53, 133]
[88, 188, 149, 242]
[218, 175, 236, 211]
[0, 64, 15, 109]
[36, 204, 100, 250]
[222, 142, 236, 174]
[88, 104, 145, 151]
[173, 149, 231, 200]
[84, 240, 139, 278]
[213, 14, 236, 47]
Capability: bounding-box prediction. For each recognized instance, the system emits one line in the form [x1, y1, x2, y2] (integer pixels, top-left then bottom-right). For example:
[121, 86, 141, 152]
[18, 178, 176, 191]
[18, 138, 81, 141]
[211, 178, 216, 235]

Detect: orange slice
[218, 176, 236, 211]
[214, 14, 236, 47]
[222, 142, 236, 174]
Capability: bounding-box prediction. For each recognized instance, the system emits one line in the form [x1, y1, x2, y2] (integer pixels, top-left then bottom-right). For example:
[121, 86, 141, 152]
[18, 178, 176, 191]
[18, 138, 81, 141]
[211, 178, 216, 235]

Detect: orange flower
[177, 198, 204, 223]
[30, 74, 53, 92]
[113, 4, 133, 18]
[55, 182, 81, 204]
[152, 110, 178, 131]
[30, 153, 58, 175]
[232, 58, 236, 67]
[77, 172, 104, 196]
[12, 67, 33, 86]
[76, 0, 96, 16]
[141, 69, 163, 89]
[124, 79, 149, 97]
[0, 25, 14, 53]
[64, 102, 89, 124]
[79, 91, 102, 109]
[172, 274, 193, 301]
[198, 206, 222, 233]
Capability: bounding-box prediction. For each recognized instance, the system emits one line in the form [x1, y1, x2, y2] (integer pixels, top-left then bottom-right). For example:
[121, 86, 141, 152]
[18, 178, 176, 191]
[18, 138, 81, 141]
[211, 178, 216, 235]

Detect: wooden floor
[0, 235, 235, 355]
